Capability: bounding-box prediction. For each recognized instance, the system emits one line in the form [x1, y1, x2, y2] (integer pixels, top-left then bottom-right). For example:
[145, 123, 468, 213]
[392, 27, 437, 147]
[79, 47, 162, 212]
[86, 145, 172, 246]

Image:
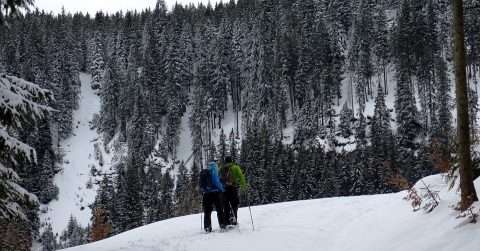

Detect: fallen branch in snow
[456, 206, 478, 224]
[420, 180, 440, 213]
[400, 176, 441, 213]
[404, 187, 422, 212]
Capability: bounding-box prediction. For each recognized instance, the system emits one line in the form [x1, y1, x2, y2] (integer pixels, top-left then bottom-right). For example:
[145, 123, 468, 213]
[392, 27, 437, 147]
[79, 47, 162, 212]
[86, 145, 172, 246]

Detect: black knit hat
[225, 156, 233, 163]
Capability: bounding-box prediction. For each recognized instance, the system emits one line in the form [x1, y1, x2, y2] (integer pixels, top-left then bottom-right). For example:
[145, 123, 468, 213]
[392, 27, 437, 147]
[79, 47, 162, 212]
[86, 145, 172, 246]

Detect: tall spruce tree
[452, 0, 479, 210]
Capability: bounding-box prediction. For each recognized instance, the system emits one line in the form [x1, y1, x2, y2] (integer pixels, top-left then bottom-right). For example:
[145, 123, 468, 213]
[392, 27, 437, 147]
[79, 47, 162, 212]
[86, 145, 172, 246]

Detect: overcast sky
[35, 0, 221, 14]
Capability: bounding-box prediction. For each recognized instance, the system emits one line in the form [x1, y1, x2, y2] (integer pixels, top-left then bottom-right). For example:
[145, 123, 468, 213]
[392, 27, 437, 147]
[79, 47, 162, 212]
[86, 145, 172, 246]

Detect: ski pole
[247, 190, 255, 231]
[200, 195, 203, 231]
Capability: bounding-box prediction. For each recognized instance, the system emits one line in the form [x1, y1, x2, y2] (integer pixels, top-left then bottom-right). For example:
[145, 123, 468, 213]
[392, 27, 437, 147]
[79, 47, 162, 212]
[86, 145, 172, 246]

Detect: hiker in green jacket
[219, 156, 247, 226]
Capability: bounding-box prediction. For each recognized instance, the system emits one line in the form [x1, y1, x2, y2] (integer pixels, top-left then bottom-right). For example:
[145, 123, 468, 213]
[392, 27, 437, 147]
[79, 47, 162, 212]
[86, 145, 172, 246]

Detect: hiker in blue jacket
[200, 161, 227, 232]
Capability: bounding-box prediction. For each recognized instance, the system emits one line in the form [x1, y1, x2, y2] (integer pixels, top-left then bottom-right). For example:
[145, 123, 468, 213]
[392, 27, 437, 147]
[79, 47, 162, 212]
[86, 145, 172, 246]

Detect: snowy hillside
[63, 174, 480, 251]
[41, 73, 107, 234]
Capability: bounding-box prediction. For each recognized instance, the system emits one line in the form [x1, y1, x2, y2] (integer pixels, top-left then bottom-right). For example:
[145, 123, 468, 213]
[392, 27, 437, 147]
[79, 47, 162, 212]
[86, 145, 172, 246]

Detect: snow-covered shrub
[404, 187, 422, 211]
[418, 180, 440, 213]
[403, 178, 440, 213]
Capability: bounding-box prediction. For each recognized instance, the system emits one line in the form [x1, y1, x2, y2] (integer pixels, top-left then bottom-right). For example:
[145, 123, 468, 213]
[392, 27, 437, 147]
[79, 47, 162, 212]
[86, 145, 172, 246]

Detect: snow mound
[63, 174, 480, 251]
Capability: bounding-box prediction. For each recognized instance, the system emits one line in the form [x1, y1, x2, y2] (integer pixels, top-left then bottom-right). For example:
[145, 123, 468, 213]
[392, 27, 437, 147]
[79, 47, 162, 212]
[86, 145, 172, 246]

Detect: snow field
[64, 174, 480, 251]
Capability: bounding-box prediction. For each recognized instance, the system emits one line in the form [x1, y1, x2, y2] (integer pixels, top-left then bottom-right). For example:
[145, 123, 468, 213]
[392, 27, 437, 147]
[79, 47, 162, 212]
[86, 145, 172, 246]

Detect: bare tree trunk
[453, 0, 478, 210]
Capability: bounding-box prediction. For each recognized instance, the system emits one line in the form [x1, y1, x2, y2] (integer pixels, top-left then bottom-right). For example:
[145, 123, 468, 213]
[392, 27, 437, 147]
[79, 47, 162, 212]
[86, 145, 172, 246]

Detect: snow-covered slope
[41, 73, 103, 234]
[63, 174, 480, 251]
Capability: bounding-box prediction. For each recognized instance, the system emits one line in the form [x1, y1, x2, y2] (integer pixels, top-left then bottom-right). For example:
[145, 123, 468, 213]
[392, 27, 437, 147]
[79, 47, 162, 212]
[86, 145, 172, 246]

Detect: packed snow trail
[65, 174, 480, 251]
[41, 73, 102, 234]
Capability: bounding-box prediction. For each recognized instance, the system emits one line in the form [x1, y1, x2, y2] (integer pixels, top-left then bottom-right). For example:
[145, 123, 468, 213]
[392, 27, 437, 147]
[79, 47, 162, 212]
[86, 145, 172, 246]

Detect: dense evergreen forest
[2, 0, 480, 249]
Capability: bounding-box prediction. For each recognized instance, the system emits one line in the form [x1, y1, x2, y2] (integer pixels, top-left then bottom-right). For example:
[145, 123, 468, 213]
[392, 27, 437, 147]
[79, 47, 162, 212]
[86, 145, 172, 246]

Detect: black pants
[223, 186, 239, 225]
[203, 192, 226, 230]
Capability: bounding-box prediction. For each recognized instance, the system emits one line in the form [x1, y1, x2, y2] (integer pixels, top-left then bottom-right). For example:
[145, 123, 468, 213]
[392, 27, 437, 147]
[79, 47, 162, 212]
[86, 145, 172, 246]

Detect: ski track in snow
[64, 175, 480, 251]
[41, 73, 102, 235]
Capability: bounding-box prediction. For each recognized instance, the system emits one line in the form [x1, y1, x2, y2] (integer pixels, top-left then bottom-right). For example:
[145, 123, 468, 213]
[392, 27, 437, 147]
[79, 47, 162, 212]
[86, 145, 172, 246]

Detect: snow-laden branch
[0, 74, 55, 129]
[0, 126, 36, 162]
[0, 163, 39, 221]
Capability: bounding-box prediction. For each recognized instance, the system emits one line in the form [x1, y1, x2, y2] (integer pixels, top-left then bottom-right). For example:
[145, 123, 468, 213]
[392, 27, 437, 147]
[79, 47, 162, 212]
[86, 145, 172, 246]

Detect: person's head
[225, 156, 233, 164]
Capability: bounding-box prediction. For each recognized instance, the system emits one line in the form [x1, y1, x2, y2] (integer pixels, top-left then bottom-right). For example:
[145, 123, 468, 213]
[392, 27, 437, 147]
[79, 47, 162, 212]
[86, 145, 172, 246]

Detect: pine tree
[293, 0, 315, 110]
[60, 215, 89, 248]
[212, 20, 232, 123]
[90, 174, 115, 240]
[163, 22, 188, 157]
[415, 0, 441, 133]
[228, 129, 238, 161]
[124, 161, 143, 230]
[143, 3, 168, 128]
[240, 123, 262, 204]
[231, 20, 245, 135]
[349, 152, 365, 195]
[395, 65, 421, 181]
[0, 74, 52, 249]
[373, 4, 390, 93]
[339, 102, 354, 138]
[113, 169, 128, 234]
[393, 0, 417, 83]
[431, 58, 451, 172]
[371, 85, 395, 192]
[175, 161, 192, 216]
[159, 171, 175, 220]
[241, 24, 262, 130]
[354, 0, 375, 111]
[40, 223, 58, 251]
[452, 0, 478, 210]
[189, 162, 202, 213]
[218, 129, 227, 164]
[100, 60, 119, 145]
[270, 138, 286, 202]
[90, 32, 105, 90]
[294, 99, 316, 146]
[142, 163, 162, 225]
